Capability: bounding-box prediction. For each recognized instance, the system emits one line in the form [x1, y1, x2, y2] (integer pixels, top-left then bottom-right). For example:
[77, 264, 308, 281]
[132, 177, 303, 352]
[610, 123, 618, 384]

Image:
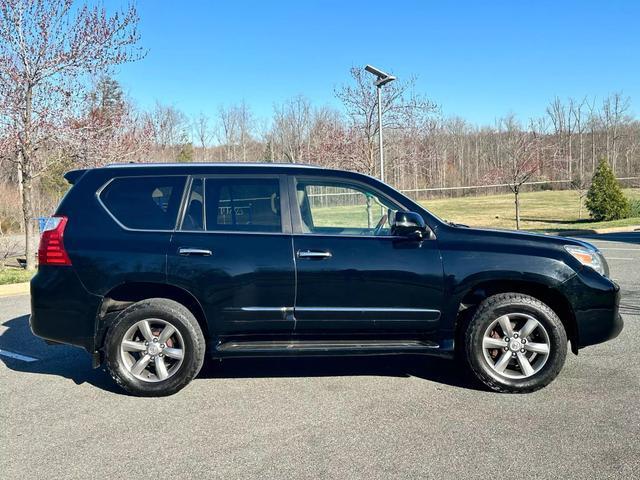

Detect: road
[1, 232, 639, 479]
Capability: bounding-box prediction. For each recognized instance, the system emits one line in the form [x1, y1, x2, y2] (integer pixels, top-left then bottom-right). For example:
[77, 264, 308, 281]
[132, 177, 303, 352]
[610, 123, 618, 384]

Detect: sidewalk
[0, 282, 30, 297]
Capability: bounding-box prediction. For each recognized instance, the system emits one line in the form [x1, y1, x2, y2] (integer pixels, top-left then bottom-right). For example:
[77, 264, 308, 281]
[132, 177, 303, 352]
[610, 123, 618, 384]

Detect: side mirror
[390, 211, 432, 239]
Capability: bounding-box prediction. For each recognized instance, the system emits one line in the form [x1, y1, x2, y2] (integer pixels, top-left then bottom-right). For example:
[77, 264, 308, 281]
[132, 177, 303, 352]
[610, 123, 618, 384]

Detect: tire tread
[104, 298, 205, 397]
[464, 292, 567, 393]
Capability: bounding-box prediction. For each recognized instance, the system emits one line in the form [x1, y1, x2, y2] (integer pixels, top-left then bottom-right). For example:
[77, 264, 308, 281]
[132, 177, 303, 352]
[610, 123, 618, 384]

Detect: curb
[541, 225, 640, 236]
[0, 282, 30, 297]
[590, 225, 640, 234]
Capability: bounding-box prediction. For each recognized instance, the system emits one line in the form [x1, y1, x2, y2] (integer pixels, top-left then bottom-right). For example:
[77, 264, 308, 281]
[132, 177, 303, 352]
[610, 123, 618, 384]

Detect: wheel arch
[96, 281, 209, 349]
[454, 279, 578, 355]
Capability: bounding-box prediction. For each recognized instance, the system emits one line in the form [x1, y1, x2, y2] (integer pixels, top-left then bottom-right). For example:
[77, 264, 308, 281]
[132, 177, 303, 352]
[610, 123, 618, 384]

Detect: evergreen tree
[176, 142, 194, 162]
[585, 159, 630, 221]
[261, 140, 274, 162]
[89, 76, 125, 114]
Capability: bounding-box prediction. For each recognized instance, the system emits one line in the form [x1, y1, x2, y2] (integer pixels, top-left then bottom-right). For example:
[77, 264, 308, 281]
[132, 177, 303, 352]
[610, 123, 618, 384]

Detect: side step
[215, 339, 439, 355]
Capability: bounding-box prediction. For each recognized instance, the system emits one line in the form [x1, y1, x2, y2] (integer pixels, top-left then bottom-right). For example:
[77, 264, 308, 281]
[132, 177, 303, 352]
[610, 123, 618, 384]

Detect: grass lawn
[310, 188, 640, 233]
[422, 188, 640, 232]
[0, 268, 33, 285]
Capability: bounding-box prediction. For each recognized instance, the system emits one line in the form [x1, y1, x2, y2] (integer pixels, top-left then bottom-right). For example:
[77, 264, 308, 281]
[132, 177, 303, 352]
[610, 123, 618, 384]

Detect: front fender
[438, 248, 577, 341]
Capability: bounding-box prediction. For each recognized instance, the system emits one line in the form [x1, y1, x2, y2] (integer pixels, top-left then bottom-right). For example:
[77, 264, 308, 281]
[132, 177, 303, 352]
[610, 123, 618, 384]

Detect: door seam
[291, 235, 298, 331]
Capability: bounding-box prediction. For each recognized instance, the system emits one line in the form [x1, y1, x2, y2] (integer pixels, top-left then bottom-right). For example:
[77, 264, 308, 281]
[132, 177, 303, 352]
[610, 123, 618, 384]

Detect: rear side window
[181, 177, 281, 232]
[100, 176, 186, 230]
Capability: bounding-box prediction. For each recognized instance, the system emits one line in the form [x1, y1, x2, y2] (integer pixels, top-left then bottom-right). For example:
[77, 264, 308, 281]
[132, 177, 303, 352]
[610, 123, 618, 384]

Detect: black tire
[104, 298, 205, 397]
[464, 293, 567, 393]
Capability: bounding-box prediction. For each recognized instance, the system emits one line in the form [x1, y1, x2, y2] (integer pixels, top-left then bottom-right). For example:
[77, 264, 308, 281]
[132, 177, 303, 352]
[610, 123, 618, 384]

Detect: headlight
[564, 245, 606, 276]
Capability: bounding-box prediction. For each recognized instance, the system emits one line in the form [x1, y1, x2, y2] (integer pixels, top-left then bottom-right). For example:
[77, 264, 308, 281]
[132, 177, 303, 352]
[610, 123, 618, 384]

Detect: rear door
[167, 175, 295, 335]
[290, 175, 444, 335]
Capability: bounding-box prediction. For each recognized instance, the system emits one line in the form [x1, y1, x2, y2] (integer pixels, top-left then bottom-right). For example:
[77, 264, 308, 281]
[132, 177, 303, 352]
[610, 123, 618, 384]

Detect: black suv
[30, 163, 623, 396]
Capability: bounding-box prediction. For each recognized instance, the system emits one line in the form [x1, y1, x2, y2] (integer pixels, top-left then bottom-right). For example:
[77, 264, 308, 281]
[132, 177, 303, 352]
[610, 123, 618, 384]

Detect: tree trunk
[514, 188, 521, 230]
[568, 129, 572, 179]
[579, 130, 584, 180]
[20, 84, 37, 270]
[578, 196, 582, 220]
[20, 152, 36, 270]
[16, 160, 24, 231]
[591, 128, 596, 171]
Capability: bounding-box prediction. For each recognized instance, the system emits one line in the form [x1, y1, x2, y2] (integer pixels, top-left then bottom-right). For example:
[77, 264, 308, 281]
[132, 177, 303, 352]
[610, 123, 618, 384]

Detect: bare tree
[601, 92, 631, 173]
[546, 97, 569, 178]
[148, 102, 189, 156]
[272, 95, 311, 163]
[307, 107, 360, 170]
[217, 104, 239, 160]
[193, 112, 211, 161]
[571, 97, 587, 180]
[336, 67, 437, 176]
[0, 0, 143, 269]
[68, 76, 151, 167]
[486, 116, 545, 229]
[237, 100, 253, 162]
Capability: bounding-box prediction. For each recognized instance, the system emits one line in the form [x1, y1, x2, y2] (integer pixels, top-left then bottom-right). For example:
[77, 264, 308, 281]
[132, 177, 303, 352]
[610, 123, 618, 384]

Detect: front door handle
[178, 247, 212, 256]
[297, 249, 332, 260]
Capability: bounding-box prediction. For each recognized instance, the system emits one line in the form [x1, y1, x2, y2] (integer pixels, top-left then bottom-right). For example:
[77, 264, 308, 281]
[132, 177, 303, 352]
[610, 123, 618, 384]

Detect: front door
[167, 175, 295, 336]
[290, 176, 444, 335]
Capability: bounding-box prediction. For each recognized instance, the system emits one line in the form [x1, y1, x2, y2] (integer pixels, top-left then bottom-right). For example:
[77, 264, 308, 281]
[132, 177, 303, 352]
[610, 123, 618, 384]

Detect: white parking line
[0, 348, 38, 362]
[606, 257, 635, 260]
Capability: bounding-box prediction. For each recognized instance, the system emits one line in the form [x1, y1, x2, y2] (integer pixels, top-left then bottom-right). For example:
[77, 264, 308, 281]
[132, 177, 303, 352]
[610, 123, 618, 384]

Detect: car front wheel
[465, 293, 567, 393]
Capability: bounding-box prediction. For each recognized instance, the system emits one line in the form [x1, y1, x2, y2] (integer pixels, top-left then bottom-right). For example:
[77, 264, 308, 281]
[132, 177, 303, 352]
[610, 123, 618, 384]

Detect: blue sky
[114, 0, 639, 125]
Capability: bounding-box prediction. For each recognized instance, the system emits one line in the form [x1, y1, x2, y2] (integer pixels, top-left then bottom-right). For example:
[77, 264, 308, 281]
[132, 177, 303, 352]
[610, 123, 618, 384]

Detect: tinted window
[183, 178, 281, 232]
[295, 180, 398, 236]
[182, 178, 204, 231]
[100, 176, 186, 230]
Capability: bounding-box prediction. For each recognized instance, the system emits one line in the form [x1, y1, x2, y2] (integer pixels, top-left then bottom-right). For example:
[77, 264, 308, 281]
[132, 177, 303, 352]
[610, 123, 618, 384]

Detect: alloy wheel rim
[481, 312, 551, 379]
[120, 319, 185, 382]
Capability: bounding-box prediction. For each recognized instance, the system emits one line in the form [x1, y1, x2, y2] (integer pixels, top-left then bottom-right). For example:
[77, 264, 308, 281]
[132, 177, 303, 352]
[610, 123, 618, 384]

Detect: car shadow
[1, 314, 482, 395]
[0, 315, 122, 394]
[199, 354, 481, 391]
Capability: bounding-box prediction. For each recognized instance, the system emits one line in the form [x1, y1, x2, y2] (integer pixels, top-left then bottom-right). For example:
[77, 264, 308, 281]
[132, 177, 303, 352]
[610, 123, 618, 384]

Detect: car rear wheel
[104, 298, 205, 397]
[464, 293, 567, 393]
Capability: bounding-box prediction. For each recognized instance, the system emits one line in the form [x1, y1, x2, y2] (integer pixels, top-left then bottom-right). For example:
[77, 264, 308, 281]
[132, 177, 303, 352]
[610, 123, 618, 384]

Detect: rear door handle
[178, 247, 212, 256]
[297, 249, 332, 259]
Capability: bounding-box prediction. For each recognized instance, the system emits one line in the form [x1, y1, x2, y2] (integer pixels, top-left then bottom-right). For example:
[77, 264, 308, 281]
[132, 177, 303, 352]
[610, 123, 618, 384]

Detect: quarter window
[100, 176, 186, 230]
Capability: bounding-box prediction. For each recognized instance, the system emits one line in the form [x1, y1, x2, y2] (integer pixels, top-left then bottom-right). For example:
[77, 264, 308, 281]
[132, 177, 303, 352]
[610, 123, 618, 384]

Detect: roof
[104, 162, 323, 169]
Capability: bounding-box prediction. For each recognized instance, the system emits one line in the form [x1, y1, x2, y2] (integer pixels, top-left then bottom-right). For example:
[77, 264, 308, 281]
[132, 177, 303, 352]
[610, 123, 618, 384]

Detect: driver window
[296, 180, 398, 236]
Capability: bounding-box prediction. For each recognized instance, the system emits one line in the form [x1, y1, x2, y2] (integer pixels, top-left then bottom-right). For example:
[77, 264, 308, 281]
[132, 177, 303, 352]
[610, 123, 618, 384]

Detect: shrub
[629, 198, 640, 218]
[585, 159, 630, 221]
[0, 267, 34, 285]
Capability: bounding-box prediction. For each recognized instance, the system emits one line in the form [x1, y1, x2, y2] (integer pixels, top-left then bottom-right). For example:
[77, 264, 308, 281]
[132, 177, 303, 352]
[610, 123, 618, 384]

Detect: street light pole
[364, 65, 396, 183]
[376, 84, 384, 182]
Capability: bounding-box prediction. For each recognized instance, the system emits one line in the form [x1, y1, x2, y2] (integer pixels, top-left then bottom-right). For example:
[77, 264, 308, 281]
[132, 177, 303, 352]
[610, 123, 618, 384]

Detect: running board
[215, 339, 439, 354]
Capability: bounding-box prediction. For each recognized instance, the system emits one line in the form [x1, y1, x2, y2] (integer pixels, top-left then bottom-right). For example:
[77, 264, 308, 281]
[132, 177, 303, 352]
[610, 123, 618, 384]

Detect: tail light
[38, 216, 72, 266]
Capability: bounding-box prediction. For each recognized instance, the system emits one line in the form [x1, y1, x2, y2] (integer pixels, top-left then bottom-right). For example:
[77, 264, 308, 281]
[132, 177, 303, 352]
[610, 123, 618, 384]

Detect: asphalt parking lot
[1, 232, 639, 480]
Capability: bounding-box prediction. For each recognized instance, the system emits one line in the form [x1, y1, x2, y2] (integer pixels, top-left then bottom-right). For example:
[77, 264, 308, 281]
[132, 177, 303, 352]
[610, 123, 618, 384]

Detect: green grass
[310, 188, 640, 233]
[0, 268, 33, 285]
[422, 188, 640, 232]
[311, 204, 388, 228]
